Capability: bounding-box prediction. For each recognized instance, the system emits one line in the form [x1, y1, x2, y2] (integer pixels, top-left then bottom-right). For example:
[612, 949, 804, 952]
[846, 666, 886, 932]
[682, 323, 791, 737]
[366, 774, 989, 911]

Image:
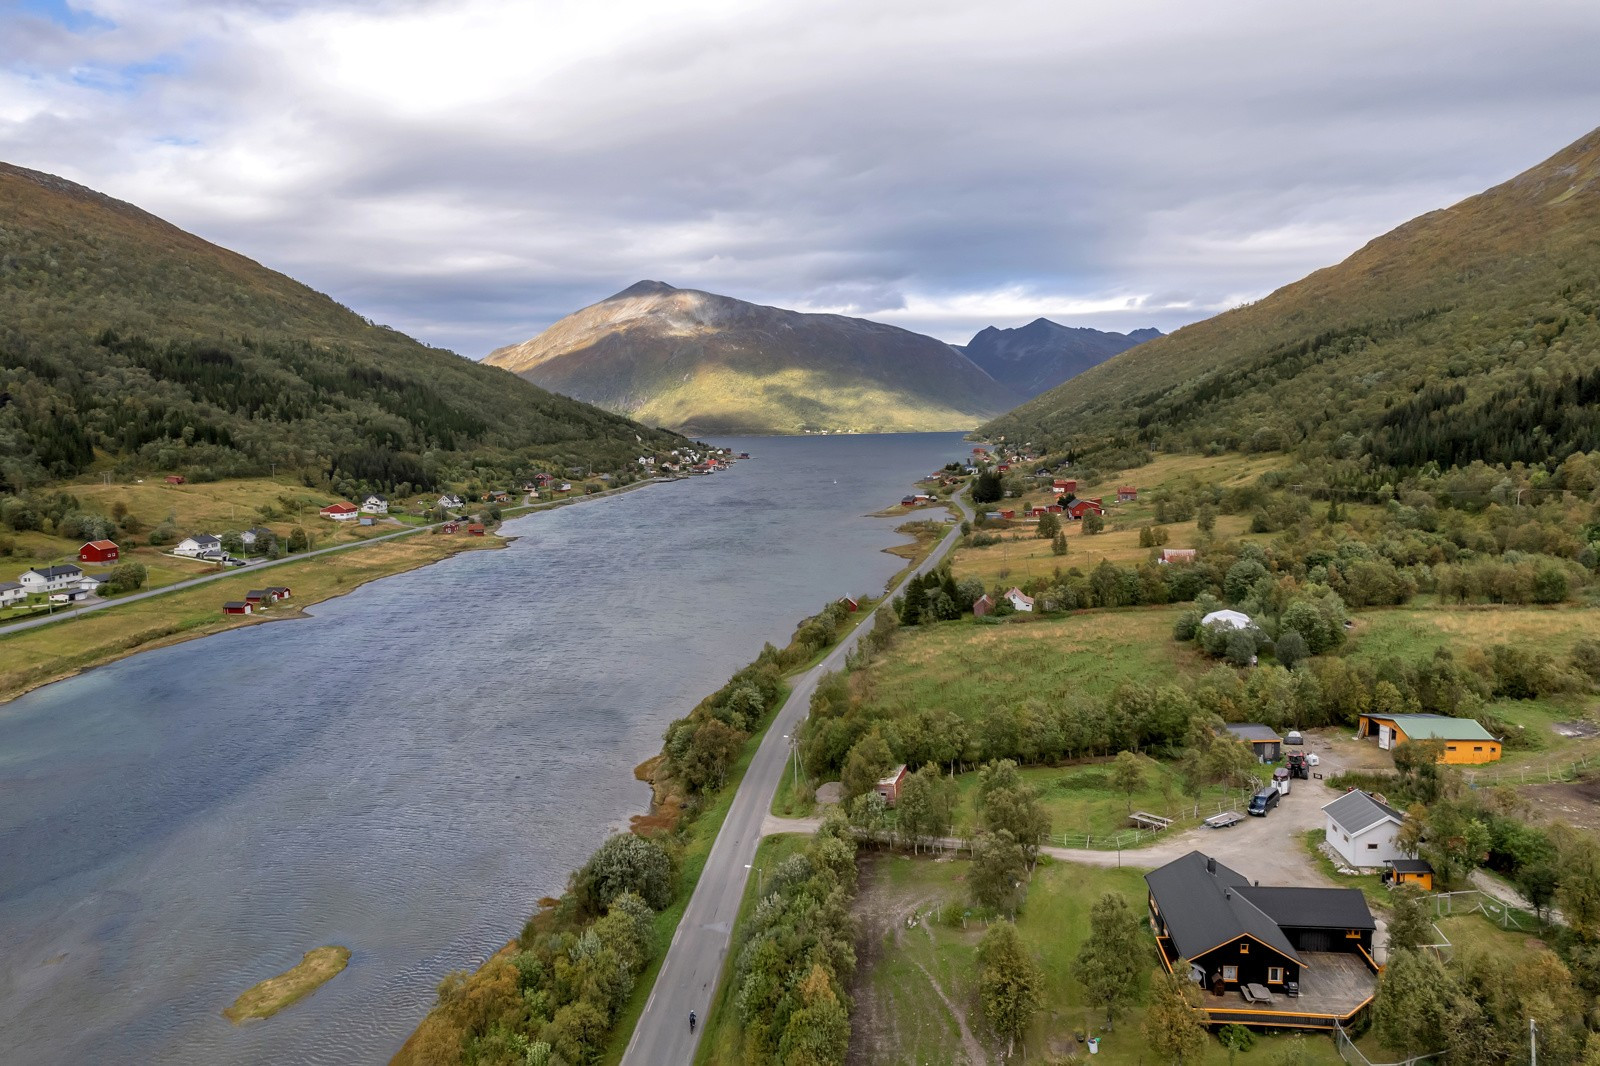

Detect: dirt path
[846, 855, 989, 1066]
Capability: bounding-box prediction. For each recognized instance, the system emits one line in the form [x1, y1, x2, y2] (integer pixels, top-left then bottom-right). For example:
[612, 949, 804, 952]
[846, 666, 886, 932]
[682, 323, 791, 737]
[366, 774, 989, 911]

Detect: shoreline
[0, 478, 668, 707]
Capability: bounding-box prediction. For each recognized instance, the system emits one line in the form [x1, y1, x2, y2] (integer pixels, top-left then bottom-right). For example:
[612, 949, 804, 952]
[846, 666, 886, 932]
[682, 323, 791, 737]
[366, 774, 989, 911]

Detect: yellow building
[1356, 712, 1502, 764]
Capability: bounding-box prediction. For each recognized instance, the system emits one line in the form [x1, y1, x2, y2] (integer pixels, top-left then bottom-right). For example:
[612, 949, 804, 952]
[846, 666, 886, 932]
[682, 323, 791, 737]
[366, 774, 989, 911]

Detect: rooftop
[1224, 723, 1281, 744]
[1368, 712, 1497, 742]
[1322, 789, 1405, 835]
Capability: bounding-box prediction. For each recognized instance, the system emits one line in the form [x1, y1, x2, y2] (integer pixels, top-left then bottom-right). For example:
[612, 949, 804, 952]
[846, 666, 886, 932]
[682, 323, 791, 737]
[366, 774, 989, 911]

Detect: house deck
[1198, 952, 1377, 1030]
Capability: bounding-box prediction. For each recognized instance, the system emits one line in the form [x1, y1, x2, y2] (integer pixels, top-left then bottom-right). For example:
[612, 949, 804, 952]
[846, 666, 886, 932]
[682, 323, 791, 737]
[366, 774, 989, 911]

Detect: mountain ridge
[980, 125, 1600, 472]
[959, 318, 1161, 398]
[485, 282, 1019, 435]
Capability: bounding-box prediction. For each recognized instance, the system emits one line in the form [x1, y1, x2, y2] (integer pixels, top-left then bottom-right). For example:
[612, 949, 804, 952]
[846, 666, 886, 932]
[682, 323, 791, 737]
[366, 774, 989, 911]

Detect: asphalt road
[620, 491, 972, 1065]
[0, 481, 658, 638]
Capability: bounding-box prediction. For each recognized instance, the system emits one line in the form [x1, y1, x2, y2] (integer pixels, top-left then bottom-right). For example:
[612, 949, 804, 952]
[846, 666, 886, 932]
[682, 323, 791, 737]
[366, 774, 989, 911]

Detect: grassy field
[849, 853, 1344, 1064]
[1344, 602, 1600, 665]
[851, 607, 1201, 728]
[691, 833, 812, 1065]
[0, 531, 499, 702]
[949, 761, 1262, 845]
[221, 945, 350, 1023]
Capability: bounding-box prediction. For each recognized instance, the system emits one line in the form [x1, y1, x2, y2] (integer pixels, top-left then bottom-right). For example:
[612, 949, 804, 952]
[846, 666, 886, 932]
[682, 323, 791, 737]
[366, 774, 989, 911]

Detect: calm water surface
[0, 433, 965, 1065]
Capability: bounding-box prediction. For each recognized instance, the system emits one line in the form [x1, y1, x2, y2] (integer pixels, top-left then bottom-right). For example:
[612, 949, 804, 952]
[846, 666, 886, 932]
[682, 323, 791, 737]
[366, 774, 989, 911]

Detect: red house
[78, 540, 120, 563]
[320, 502, 359, 521]
[244, 590, 269, 607]
[1000, 509, 1015, 519]
[265, 586, 292, 601]
[222, 601, 252, 615]
[442, 521, 460, 534]
[1067, 498, 1104, 520]
[1053, 478, 1077, 494]
[467, 523, 486, 536]
[1117, 486, 1138, 502]
[840, 596, 859, 612]
[164, 475, 186, 485]
[1030, 506, 1047, 517]
[1047, 504, 1064, 514]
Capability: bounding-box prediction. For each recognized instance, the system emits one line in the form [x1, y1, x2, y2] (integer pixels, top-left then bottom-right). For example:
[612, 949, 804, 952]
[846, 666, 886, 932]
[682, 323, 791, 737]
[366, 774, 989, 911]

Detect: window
[1367, 842, 1379, 850]
[1346, 930, 1364, 939]
[1239, 942, 1250, 954]
[1474, 745, 1484, 752]
[1222, 966, 1238, 982]
[1267, 966, 1284, 984]
[1447, 744, 1458, 751]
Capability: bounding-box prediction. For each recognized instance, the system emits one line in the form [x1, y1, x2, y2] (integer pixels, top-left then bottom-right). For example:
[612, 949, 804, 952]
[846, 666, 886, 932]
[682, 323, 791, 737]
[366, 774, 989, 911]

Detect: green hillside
[0, 163, 681, 493]
[982, 127, 1600, 475]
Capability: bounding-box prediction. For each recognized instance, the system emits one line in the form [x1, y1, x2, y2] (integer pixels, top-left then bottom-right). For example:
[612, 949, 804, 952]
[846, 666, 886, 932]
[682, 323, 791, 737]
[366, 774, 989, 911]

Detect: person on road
[689, 1010, 697, 1033]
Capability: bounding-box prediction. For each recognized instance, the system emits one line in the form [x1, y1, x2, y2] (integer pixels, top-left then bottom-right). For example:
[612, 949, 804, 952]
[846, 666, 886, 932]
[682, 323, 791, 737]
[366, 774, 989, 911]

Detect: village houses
[360, 494, 389, 515]
[20, 564, 86, 594]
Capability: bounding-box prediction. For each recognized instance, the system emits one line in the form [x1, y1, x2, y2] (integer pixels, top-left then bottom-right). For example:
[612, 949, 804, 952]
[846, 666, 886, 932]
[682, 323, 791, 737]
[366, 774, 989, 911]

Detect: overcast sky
[4, 0, 1599, 356]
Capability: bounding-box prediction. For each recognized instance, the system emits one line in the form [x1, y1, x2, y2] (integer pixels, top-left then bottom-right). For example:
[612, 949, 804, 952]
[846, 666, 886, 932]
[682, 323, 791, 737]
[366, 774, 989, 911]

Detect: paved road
[0, 480, 661, 638]
[621, 493, 972, 1065]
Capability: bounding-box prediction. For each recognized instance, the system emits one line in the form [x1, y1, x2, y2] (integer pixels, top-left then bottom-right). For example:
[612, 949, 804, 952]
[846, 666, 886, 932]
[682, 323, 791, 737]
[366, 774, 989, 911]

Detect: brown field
[953, 513, 1252, 585]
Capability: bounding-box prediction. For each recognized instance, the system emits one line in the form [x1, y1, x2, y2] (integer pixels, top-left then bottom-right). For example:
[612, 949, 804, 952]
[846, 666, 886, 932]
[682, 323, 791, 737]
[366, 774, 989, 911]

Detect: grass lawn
[948, 761, 1262, 846]
[1345, 602, 1600, 665]
[953, 512, 1255, 586]
[850, 606, 1201, 729]
[0, 531, 500, 702]
[1300, 830, 1393, 908]
[849, 853, 1344, 1065]
[691, 833, 812, 1065]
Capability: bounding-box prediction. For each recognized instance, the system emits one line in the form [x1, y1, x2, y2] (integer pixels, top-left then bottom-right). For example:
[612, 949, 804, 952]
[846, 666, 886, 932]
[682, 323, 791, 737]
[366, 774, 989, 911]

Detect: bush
[572, 833, 675, 915]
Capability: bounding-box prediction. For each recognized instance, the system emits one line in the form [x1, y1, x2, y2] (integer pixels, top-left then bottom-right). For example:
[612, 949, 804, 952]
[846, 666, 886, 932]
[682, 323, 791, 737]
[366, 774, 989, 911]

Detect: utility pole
[1530, 1017, 1538, 1065]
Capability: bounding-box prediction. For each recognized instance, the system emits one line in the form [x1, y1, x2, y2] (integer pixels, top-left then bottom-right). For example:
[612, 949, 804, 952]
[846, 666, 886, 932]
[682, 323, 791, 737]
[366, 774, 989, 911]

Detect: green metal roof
[1373, 713, 1496, 742]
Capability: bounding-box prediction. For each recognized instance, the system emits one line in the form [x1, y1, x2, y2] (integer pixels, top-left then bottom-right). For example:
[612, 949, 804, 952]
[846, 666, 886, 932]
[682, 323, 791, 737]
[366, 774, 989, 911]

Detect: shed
[1223, 723, 1282, 762]
[972, 593, 994, 617]
[1117, 487, 1138, 502]
[1160, 548, 1197, 565]
[1322, 790, 1407, 868]
[1356, 712, 1501, 764]
[222, 601, 252, 615]
[467, 523, 486, 536]
[874, 765, 909, 806]
[1383, 858, 1435, 893]
[164, 475, 186, 484]
[839, 596, 859, 612]
[320, 502, 359, 521]
[1004, 587, 1034, 613]
[265, 586, 291, 601]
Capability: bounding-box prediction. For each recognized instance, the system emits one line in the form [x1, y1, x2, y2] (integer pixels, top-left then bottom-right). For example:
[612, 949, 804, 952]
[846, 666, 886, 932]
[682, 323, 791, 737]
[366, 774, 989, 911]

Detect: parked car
[1285, 729, 1304, 746]
[1247, 786, 1281, 816]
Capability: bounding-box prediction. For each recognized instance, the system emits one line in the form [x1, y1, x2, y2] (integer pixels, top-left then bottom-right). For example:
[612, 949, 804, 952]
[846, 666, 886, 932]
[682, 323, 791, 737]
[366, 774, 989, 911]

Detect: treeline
[729, 815, 859, 1064]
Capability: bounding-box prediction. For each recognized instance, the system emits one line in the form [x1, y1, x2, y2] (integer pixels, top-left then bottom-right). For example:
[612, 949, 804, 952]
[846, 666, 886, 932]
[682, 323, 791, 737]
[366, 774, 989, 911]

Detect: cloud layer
[5, 0, 1599, 354]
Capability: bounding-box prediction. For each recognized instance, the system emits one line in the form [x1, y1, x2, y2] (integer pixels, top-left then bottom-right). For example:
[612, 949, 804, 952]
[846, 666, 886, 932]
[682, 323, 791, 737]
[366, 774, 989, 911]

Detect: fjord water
[0, 433, 963, 1065]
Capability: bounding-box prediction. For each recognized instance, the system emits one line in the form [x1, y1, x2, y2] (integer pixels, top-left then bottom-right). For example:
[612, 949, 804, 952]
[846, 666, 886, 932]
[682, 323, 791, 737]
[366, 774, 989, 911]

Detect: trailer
[1204, 812, 1243, 829]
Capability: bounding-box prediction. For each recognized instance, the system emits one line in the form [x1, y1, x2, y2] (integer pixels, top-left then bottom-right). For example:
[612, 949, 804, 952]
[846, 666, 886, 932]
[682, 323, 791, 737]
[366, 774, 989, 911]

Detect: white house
[19, 564, 85, 594]
[1322, 790, 1407, 868]
[1201, 609, 1255, 631]
[1005, 586, 1034, 613]
[438, 494, 465, 510]
[360, 494, 389, 515]
[174, 534, 222, 558]
[240, 527, 275, 548]
[0, 581, 25, 606]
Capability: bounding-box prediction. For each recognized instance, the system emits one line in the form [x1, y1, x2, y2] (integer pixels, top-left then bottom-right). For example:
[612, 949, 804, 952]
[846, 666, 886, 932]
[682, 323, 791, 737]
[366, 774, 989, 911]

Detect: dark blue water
[0, 433, 964, 1065]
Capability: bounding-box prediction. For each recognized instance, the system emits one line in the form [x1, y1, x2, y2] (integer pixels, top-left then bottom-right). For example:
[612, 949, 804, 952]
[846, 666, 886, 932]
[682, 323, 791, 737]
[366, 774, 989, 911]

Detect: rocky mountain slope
[485, 281, 1019, 435]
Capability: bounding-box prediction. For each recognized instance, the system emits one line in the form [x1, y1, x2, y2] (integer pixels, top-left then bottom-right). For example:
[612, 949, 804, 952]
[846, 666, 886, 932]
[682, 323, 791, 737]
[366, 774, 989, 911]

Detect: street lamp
[744, 863, 764, 896]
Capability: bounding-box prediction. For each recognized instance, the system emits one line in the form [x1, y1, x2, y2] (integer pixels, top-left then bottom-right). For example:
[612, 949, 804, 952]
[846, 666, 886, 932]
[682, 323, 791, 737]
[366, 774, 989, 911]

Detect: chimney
[1207, 856, 1216, 875]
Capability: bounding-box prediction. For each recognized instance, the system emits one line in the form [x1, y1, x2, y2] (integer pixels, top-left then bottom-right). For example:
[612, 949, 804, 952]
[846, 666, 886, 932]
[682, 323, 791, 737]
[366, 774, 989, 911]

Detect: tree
[1385, 885, 1433, 953]
[287, 526, 309, 552]
[678, 718, 745, 794]
[1082, 511, 1104, 535]
[970, 830, 1028, 916]
[1111, 751, 1147, 812]
[841, 729, 895, 801]
[896, 764, 958, 852]
[1036, 512, 1060, 539]
[777, 964, 851, 1066]
[1371, 948, 1457, 1058]
[1225, 628, 1256, 667]
[972, 470, 1003, 504]
[1073, 893, 1142, 1030]
[979, 921, 1042, 1059]
[1144, 966, 1207, 1064]
[1197, 503, 1217, 535]
[104, 562, 147, 594]
[1051, 530, 1067, 556]
[572, 833, 674, 914]
[1275, 629, 1309, 668]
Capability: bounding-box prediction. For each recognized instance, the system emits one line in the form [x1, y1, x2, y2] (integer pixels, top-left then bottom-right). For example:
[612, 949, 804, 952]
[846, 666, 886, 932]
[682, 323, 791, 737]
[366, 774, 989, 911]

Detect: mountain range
[983, 125, 1600, 474]
[0, 162, 679, 492]
[959, 319, 1161, 399]
[486, 282, 1153, 434]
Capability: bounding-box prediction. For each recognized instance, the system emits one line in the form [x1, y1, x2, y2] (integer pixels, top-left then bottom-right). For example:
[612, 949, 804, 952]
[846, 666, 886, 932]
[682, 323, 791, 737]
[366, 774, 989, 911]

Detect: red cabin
[840, 596, 859, 612]
[1067, 498, 1104, 520]
[467, 523, 486, 536]
[222, 601, 252, 615]
[78, 540, 120, 563]
[1117, 487, 1138, 502]
[164, 475, 186, 485]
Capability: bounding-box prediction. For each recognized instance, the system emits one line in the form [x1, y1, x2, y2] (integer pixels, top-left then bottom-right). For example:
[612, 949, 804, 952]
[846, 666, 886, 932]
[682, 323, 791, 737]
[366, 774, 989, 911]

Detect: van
[1272, 767, 1291, 795]
[1247, 786, 1281, 816]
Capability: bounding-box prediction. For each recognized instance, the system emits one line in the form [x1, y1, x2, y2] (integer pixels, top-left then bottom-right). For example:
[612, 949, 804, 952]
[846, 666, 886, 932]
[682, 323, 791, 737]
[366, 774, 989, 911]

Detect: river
[0, 432, 966, 1065]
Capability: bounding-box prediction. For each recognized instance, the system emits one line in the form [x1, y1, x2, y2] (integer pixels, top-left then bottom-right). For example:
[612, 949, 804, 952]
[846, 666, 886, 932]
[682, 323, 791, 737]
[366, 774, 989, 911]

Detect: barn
[78, 540, 120, 563]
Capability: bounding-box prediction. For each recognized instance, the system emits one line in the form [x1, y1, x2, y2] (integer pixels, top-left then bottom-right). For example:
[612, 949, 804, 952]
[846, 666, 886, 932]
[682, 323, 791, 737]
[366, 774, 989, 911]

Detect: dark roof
[0, 581, 21, 592]
[1322, 790, 1404, 835]
[1224, 723, 1281, 744]
[30, 564, 84, 579]
[223, 601, 249, 609]
[1236, 886, 1376, 932]
[1385, 858, 1434, 874]
[189, 533, 221, 544]
[1145, 851, 1301, 964]
[246, 590, 267, 597]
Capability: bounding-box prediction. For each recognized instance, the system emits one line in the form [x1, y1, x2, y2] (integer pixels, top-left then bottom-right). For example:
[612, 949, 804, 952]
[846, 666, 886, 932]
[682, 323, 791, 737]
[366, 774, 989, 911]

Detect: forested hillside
[982, 127, 1600, 480]
[0, 163, 681, 493]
